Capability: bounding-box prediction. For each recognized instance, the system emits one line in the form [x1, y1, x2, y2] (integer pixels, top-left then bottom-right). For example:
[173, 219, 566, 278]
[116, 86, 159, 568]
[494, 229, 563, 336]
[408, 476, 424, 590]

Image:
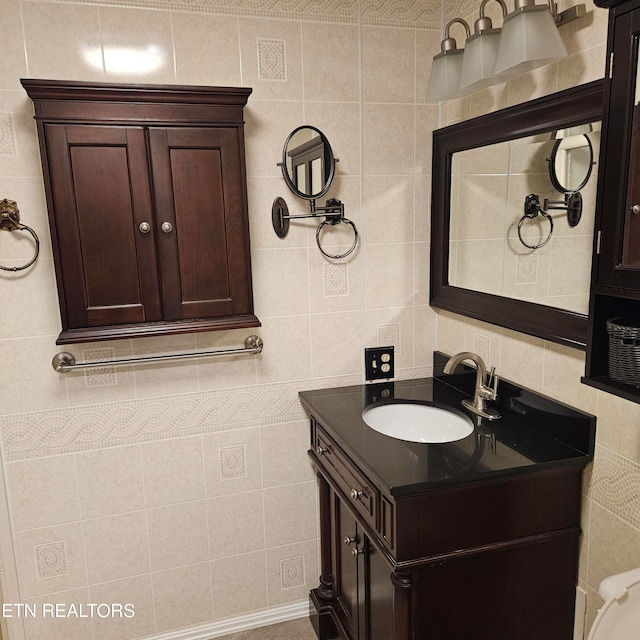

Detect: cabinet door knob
[633, 204, 640, 214]
[344, 535, 358, 546]
[350, 488, 363, 502]
[139, 222, 151, 234]
[161, 221, 173, 233]
[316, 445, 328, 456]
[351, 546, 364, 557]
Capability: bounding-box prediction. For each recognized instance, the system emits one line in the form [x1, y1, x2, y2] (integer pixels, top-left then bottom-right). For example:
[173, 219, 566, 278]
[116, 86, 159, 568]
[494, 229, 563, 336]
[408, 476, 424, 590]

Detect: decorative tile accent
[220, 444, 247, 480]
[24, 0, 443, 27]
[377, 323, 400, 354]
[589, 445, 640, 531]
[473, 333, 491, 363]
[324, 263, 349, 297]
[34, 541, 68, 579]
[443, 0, 479, 25]
[0, 367, 433, 461]
[361, 0, 440, 28]
[82, 348, 117, 387]
[516, 253, 538, 284]
[258, 39, 287, 81]
[1, 382, 300, 461]
[26, 0, 361, 24]
[0, 113, 18, 156]
[280, 555, 305, 589]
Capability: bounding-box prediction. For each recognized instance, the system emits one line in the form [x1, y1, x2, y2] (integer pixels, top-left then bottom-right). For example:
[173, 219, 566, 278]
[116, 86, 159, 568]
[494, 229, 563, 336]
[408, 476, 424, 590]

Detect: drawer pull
[350, 488, 363, 502]
[316, 445, 328, 456]
[344, 535, 358, 546]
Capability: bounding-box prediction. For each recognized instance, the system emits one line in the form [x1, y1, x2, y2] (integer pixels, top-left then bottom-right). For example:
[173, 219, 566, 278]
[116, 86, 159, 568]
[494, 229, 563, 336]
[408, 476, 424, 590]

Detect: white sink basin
[361, 401, 474, 443]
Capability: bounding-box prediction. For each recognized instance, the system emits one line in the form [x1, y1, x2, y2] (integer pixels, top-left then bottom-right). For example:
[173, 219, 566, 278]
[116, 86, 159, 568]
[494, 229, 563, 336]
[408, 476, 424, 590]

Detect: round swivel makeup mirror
[548, 131, 594, 194]
[273, 125, 358, 259]
[279, 125, 336, 199]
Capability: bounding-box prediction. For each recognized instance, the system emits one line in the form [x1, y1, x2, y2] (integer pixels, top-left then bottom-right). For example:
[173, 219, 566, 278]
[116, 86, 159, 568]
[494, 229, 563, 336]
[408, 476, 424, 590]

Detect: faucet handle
[478, 366, 498, 401]
[486, 366, 499, 399]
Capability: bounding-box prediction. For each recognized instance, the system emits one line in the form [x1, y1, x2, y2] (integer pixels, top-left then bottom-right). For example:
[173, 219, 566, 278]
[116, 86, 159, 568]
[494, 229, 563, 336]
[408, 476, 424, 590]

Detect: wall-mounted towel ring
[0, 199, 40, 271]
[272, 196, 359, 260]
[316, 216, 358, 259]
[517, 194, 554, 250]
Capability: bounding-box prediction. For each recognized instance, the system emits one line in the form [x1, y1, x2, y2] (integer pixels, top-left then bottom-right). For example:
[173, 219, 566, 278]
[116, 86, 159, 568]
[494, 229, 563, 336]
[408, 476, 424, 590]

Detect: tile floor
[217, 617, 317, 640]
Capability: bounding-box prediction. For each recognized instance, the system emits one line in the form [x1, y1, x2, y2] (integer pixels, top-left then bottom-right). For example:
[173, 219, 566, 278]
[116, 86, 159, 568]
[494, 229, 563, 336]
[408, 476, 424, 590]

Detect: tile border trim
[0, 366, 431, 461]
[22, 0, 441, 28]
[587, 444, 640, 533]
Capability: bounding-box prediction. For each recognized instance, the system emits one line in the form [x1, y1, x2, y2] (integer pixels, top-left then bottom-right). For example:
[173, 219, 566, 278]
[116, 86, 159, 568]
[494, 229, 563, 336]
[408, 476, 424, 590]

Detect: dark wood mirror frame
[430, 79, 604, 350]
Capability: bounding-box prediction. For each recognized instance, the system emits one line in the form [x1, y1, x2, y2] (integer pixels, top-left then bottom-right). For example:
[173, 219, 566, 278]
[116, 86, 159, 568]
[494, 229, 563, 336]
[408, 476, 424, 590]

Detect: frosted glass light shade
[494, 5, 568, 77]
[459, 30, 505, 93]
[426, 50, 465, 103]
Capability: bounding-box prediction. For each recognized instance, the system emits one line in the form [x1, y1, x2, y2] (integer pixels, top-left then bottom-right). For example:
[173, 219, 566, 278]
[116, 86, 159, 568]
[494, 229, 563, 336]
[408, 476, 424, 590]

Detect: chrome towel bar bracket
[52, 335, 264, 373]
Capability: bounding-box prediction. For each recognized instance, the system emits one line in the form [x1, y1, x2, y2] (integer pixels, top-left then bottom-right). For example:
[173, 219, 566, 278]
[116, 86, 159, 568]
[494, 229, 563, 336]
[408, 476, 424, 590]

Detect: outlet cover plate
[365, 346, 394, 381]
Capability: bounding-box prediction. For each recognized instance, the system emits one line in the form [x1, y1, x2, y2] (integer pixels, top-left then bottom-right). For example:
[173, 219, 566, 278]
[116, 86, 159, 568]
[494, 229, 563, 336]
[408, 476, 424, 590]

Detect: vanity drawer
[314, 424, 379, 531]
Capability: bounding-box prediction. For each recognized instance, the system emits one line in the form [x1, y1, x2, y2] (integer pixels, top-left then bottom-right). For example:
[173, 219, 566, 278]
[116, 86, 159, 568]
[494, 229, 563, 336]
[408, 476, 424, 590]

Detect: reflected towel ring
[316, 217, 359, 260]
[0, 199, 40, 272]
[517, 194, 554, 250]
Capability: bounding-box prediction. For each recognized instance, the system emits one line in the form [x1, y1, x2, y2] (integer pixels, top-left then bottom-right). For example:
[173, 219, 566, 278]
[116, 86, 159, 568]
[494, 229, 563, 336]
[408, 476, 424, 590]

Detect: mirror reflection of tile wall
[449, 127, 600, 315]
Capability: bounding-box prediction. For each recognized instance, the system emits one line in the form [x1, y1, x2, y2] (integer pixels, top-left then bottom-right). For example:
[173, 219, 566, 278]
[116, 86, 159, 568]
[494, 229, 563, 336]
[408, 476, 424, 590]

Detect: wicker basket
[607, 317, 640, 387]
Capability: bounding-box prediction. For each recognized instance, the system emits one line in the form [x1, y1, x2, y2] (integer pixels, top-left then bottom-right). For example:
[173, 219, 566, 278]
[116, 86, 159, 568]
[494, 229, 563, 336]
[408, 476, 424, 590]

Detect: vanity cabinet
[584, 0, 640, 401]
[302, 375, 595, 640]
[22, 79, 259, 344]
[309, 424, 582, 640]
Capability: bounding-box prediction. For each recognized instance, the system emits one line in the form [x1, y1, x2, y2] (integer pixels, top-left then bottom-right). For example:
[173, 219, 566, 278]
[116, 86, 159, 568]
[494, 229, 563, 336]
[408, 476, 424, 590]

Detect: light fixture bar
[554, 3, 586, 26]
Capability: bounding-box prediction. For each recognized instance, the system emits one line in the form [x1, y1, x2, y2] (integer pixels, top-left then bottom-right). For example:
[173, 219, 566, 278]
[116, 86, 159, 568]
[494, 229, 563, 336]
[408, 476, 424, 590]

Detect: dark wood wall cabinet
[301, 375, 595, 640]
[22, 79, 259, 344]
[584, 0, 640, 402]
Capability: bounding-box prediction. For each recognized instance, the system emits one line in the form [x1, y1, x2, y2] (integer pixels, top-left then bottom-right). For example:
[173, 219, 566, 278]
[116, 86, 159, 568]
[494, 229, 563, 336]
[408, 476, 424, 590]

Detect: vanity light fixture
[426, 18, 471, 103]
[493, 0, 584, 76]
[427, 0, 586, 103]
[459, 0, 516, 94]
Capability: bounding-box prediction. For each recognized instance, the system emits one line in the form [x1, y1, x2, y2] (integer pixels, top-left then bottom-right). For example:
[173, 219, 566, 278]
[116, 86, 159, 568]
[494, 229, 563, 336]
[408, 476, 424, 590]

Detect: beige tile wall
[1, 0, 633, 638]
[0, 0, 439, 638]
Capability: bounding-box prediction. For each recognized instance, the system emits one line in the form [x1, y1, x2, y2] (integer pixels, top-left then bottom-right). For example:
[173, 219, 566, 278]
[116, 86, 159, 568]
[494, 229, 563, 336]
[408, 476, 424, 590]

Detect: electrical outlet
[365, 346, 394, 381]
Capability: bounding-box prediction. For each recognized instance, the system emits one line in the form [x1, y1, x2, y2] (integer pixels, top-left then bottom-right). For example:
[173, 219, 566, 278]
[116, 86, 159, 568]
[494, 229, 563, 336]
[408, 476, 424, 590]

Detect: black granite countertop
[299, 363, 596, 498]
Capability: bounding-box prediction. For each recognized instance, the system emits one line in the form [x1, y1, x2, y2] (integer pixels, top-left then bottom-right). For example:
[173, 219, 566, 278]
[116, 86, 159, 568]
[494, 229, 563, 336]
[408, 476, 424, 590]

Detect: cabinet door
[596, 5, 640, 290]
[365, 541, 394, 640]
[336, 498, 361, 640]
[335, 497, 395, 640]
[44, 124, 162, 329]
[148, 127, 254, 321]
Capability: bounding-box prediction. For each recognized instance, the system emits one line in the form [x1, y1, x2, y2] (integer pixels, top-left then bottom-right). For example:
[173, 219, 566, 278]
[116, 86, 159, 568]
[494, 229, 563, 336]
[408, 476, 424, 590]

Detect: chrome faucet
[443, 352, 501, 420]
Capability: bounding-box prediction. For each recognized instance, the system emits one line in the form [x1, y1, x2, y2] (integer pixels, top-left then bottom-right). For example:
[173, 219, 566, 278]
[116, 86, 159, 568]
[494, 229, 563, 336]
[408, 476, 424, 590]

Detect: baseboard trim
[149, 600, 310, 640]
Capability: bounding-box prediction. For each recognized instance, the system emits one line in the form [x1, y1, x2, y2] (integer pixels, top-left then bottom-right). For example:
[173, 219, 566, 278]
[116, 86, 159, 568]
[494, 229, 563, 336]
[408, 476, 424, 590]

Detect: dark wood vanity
[302, 359, 595, 640]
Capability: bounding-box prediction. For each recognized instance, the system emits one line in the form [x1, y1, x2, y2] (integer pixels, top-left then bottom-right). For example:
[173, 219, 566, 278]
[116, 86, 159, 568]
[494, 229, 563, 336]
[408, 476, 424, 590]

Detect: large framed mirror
[430, 79, 604, 350]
